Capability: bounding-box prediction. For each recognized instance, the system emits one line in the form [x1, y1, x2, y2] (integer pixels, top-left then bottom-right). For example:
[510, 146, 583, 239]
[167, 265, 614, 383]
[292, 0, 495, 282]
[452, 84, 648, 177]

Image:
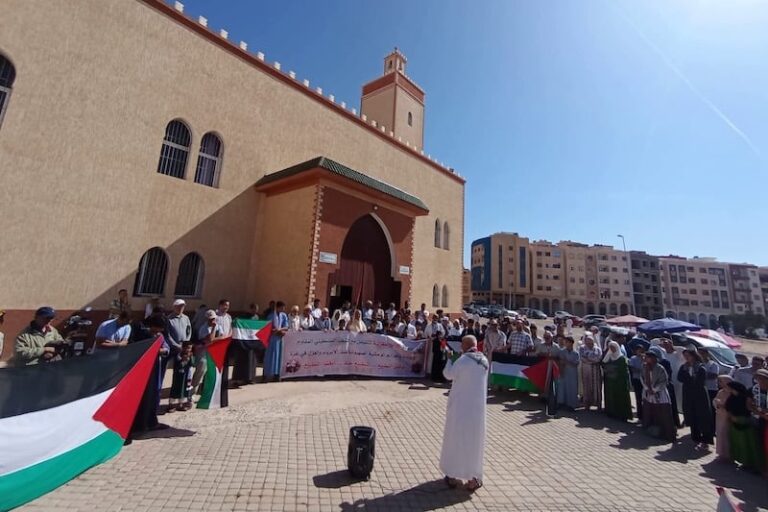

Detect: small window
[407, 112, 413, 126]
[432, 284, 440, 308]
[174, 252, 204, 297]
[441, 285, 449, 308]
[157, 120, 191, 179]
[194, 132, 223, 187]
[442, 222, 450, 250]
[434, 219, 441, 248]
[0, 54, 16, 130]
[133, 247, 169, 296]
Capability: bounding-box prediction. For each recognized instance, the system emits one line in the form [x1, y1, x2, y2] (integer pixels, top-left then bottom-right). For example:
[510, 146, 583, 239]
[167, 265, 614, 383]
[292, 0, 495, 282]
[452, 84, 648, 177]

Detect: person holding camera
[14, 307, 66, 366]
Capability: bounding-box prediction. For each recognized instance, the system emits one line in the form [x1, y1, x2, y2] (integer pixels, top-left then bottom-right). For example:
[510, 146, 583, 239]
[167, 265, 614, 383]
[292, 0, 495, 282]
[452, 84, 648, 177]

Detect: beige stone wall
[360, 87, 396, 135]
[0, 0, 464, 315]
[393, 88, 424, 150]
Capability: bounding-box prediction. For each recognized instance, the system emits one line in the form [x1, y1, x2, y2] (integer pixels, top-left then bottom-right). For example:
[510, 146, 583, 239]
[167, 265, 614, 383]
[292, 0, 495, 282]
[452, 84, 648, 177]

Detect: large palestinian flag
[489, 353, 559, 392]
[196, 337, 232, 409]
[0, 337, 161, 511]
[232, 318, 271, 347]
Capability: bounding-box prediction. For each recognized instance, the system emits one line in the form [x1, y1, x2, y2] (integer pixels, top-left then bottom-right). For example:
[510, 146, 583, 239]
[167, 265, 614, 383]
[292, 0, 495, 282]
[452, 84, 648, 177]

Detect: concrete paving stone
[17, 379, 768, 512]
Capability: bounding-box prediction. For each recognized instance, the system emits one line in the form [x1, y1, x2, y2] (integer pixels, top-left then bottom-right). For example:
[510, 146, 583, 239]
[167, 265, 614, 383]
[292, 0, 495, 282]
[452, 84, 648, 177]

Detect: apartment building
[728, 264, 764, 315]
[470, 233, 530, 308]
[659, 257, 732, 328]
[630, 251, 663, 320]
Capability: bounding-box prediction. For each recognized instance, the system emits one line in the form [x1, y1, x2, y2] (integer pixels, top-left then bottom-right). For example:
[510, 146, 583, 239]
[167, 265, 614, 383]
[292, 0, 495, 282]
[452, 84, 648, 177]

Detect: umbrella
[691, 329, 742, 349]
[638, 317, 699, 336]
[606, 314, 650, 327]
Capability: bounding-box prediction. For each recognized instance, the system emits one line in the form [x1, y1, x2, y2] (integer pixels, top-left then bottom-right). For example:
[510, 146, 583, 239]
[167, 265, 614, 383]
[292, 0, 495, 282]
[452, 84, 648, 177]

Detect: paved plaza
[22, 379, 768, 512]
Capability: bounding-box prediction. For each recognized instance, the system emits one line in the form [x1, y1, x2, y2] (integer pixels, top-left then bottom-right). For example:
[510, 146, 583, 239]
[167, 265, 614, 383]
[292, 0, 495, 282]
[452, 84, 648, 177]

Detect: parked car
[528, 309, 548, 320]
[517, 307, 531, 317]
[554, 311, 583, 327]
[669, 333, 738, 374]
[582, 314, 607, 329]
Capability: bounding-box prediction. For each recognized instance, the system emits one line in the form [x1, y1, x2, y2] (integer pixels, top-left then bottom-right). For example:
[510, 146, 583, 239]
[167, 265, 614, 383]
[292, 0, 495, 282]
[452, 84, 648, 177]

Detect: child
[169, 343, 194, 412]
[629, 346, 646, 422]
[712, 375, 732, 461]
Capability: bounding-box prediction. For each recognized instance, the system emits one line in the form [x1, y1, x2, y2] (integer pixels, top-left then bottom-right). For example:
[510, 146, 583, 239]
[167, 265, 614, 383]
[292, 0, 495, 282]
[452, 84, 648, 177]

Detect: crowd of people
[5, 292, 768, 477]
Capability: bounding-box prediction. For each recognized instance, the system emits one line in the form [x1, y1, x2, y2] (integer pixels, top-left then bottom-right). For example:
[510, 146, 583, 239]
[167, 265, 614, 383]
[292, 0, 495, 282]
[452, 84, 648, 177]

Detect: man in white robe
[440, 335, 488, 491]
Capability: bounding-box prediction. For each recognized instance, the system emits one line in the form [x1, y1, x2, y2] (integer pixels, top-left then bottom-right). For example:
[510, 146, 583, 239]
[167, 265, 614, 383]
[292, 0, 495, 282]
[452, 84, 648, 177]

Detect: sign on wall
[318, 251, 338, 264]
[280, 331, 425, 379]
[399, 265, 411, 275]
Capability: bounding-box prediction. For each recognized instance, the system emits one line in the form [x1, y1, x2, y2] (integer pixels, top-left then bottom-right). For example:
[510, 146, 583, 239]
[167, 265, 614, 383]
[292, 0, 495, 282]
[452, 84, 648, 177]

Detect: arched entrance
[587, 302, 595, 315]
[327, 215, 400, 311]
[620, 304, 629, 315]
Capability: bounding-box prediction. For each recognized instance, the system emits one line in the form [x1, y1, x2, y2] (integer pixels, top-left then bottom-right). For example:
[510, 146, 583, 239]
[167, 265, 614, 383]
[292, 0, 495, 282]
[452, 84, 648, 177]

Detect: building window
[407, 112, 413, 126]
[174, 252, 204, 297]
[442, 222, 450, 250]
[434, 219, 441, 248]
[194, 132, 223, 187]
[441, 285, 449, 308]
[0, 54, 15, 130]
[133, 247, 169, 296]
[519, 247, 527, 288]
[432, 284, 440, 308]
[157, 120, 191, 179]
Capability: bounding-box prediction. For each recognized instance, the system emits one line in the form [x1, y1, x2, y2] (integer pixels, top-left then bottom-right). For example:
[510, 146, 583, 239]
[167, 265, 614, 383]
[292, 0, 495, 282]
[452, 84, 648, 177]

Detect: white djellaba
[439, 337, 488, 483]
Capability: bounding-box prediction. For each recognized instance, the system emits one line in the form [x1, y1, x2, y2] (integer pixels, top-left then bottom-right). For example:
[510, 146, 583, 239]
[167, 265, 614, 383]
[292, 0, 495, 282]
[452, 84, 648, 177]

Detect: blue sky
[181, 0, 768, 267]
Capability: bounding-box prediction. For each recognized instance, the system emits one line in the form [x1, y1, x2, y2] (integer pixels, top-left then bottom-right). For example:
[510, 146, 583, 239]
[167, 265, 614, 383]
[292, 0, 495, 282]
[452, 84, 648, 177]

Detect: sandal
[444, 476, 459, 489]
[466, 478, 483, 493]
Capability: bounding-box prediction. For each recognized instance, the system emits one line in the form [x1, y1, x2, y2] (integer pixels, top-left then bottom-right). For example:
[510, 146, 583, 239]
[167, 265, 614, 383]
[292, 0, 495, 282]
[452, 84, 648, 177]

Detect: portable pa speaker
[347, 426, 376, 480]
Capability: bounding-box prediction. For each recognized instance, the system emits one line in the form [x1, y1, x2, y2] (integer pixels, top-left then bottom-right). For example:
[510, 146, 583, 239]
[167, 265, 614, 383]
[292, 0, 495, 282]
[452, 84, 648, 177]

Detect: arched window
[441, 285, 449, 308]
[434, 219, 441, 248]
[0, 54, 16, 130]
[174, 252, 204, 297]
[407, 112, 413, 126]
[194, 132, 223, 187]
[432, 284, 440, 308]
[133, 247, 169, 296]
[157, 120, 191, 179]
[442, 222, 450, 250]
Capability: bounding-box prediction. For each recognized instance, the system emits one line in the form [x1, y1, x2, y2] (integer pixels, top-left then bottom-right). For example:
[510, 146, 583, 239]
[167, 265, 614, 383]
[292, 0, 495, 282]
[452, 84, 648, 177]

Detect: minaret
[360, 48, 425, 150]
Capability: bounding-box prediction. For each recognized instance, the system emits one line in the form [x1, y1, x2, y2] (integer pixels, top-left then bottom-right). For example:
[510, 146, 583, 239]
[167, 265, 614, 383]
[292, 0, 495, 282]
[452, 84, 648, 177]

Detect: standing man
[192, 310, 224, 396]
[565, 316, 574, 336]
[482, 319, 507, 360]
[216, 299, 233, 338]
[440, 335, 488, 492]
[94, 311, 132, 350]
[507, 320, 533, 356]
[310, 299, 323, 321]
[167, 299, 191, 354]
[732, 356, 764, 389]
[108, 289, 133, 320]
[14, 307, 65, 366]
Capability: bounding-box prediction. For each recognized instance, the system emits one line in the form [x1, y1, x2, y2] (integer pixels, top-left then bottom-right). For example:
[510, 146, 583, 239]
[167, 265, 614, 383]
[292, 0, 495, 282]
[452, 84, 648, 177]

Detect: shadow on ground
[134, 426, 196, 440]
[338, 479, 472, 512]
[313, 470, 361, 489]
[699, 459, 768, 512]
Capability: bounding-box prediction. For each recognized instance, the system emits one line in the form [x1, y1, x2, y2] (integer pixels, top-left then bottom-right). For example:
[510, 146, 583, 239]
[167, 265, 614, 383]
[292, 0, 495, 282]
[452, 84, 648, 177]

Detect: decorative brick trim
[408, 217, 417, 307]
[306, 184, 324, 303]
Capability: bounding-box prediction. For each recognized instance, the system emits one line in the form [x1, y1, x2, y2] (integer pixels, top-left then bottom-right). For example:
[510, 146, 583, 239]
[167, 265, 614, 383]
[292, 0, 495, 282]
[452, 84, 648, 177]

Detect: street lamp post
[617, 234, 636, 315]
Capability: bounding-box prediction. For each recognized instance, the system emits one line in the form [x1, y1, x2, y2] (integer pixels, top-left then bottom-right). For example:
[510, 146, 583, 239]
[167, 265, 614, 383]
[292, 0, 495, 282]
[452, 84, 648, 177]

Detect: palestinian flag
[489, 353, 559, 392]
[232, 318, 272, 347]
[716, 487, 741, 512]
[196, 337, 232, 409]
[0, 337, 161, 511]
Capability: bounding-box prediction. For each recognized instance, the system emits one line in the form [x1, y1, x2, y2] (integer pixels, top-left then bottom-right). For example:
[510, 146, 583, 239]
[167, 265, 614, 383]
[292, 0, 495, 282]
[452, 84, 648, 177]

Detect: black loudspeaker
[347, 426, 376, 480]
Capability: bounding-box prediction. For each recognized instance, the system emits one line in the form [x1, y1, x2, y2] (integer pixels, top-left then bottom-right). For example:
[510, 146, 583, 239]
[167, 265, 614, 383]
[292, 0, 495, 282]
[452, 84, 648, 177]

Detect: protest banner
[280, 331, 425, 379]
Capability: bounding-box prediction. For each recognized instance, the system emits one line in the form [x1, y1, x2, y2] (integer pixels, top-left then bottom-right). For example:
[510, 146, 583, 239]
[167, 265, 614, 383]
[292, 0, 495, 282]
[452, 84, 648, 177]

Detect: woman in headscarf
[655, 341, 682, 428]
[347, 309, 367, 333]
[641, 347, 676, 442]
[602, 341, 632, 421]
[557, 337, 580, 410]
[712, 374, 733, 461]
[677, 346, 714, 450]
[579, 334, 603, 411]
[726, 380, 763, 471]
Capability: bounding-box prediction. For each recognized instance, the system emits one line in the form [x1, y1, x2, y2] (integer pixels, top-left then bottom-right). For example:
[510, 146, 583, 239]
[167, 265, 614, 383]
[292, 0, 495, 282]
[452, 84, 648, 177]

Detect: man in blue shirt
[94, 311, 132, 351]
